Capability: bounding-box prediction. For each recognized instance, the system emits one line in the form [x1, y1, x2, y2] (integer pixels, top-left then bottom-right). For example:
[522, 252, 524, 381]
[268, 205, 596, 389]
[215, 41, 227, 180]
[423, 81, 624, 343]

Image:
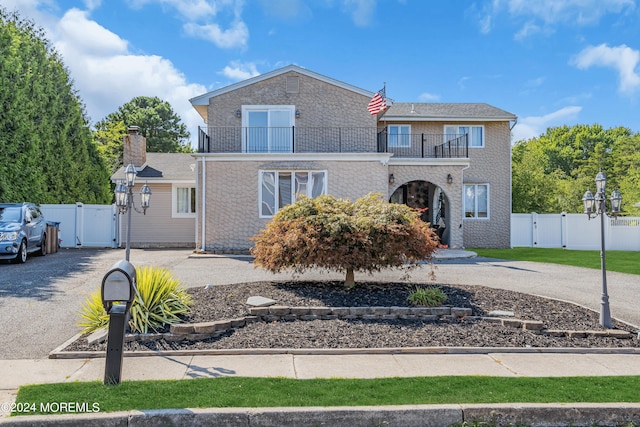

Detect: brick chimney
[123, 126, 146, 167]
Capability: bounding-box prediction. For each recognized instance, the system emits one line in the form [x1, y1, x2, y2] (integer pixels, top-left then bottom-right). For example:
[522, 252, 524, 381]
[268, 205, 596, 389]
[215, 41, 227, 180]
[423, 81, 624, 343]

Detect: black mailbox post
[101, 260, 136, 385]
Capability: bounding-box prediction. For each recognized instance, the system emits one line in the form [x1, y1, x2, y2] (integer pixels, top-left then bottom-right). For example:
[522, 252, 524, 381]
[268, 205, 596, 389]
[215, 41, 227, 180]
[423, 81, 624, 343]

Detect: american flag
[367, 87, 387, 115]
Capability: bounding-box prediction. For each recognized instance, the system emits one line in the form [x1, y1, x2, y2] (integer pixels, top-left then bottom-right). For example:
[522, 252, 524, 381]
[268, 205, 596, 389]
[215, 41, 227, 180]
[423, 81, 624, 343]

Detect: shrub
[408, 286, 447, 307]
[78, 266, 192, 334]
[251, 193, 438, 287]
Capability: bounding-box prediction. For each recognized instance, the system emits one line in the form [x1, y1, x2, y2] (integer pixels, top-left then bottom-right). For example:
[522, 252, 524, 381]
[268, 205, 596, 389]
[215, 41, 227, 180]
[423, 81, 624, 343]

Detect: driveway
[1, 248, 638, 360]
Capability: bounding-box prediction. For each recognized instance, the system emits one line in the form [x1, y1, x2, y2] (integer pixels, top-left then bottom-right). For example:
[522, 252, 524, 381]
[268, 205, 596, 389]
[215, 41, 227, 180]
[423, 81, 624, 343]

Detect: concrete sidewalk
[4, 351, 640, 424]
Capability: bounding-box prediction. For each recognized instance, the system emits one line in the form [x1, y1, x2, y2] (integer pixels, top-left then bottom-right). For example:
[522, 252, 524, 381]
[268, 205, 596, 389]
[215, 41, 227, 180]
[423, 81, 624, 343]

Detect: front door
[243, 106, 295, 152]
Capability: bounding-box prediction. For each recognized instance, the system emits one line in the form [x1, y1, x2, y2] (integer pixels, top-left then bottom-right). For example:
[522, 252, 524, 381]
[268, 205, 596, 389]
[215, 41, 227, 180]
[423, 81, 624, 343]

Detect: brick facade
[197, 155, 390, 251]
[191, 65, 515, 251]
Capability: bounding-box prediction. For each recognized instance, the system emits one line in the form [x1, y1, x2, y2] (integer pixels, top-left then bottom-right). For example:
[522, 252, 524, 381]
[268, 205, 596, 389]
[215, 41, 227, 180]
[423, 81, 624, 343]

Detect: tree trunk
[345, 268, 355, 289]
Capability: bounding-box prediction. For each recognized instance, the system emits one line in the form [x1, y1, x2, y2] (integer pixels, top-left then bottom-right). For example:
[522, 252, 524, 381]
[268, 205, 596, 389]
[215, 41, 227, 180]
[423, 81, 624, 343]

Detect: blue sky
[5, 0, 640, 146]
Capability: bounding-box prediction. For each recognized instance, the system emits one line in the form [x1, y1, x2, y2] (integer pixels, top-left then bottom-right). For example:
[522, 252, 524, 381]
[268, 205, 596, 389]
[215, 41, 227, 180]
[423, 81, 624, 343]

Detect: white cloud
[183, 20, 248, 49]
[128, 0, 247, 48]
[342, 0, 376, 27]
[572, 43, 640, 94]
[502, 0, 634, 25]
[55, 9, 127, 56]
[43, 7, 207, 146]
[418, 92, 440, 101]
[480, 0, 635, 38]
[127, 0, 219, 19]
[512, 106, 582, 142]
[220, 61, 260, 80]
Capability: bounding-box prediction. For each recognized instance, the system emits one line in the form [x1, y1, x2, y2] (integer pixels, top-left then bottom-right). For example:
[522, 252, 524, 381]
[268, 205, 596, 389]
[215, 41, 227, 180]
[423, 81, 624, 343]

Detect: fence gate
[40, 203, 116, 248]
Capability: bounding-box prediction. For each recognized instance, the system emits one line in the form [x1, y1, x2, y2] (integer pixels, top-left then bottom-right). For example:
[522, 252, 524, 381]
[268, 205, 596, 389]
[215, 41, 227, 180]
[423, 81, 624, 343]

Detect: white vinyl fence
[40, 203, 117, 248]
[512, 213, 640, 251]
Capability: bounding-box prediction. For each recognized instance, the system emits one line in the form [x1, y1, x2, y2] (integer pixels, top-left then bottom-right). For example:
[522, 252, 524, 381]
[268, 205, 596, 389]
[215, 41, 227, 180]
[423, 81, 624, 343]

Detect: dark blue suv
[0, 203, 47, 263]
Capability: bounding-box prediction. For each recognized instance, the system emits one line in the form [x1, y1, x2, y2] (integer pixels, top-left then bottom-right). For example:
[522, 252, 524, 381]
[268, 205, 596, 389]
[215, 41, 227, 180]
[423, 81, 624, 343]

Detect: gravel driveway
[1, 248, 638, 359]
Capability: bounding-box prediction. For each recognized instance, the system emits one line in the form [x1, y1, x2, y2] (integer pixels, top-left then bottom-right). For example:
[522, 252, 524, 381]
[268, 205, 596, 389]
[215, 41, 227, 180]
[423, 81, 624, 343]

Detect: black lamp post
[115, 163, 151, 261]
[581, 170, 622, 329]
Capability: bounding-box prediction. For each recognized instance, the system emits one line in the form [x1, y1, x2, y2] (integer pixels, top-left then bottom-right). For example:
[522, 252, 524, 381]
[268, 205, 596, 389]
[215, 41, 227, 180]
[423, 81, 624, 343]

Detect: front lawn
[13, 376, 640, 415]
[472, 248, 640, 275]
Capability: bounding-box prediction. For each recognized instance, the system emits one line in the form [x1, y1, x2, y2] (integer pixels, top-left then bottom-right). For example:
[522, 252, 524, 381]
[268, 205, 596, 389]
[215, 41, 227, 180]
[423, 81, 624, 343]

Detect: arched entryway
[390, 180, 450, 246]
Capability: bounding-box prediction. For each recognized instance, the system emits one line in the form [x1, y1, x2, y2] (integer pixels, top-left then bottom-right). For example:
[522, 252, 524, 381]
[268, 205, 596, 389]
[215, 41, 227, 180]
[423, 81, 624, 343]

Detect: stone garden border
[85, 305, 632, 346]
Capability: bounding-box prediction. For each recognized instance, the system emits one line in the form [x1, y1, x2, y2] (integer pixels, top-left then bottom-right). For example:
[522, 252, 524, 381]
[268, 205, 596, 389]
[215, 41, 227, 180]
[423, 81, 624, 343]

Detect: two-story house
[189, 65, 516, 252]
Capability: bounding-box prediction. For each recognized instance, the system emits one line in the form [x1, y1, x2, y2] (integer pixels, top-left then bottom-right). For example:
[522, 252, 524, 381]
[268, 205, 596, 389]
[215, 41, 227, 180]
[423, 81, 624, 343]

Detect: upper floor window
[464, 184, 489, 219]
[260, 170, 327, 217]
[445, 125, 484, 147]
[388, 125, 411, 147]
[173, 184, 196, 218]
[242, 105, 295, 153]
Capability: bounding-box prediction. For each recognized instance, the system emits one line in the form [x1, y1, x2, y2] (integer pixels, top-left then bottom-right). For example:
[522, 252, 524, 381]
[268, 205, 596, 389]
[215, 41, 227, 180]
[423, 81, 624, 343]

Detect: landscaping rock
[246, 296, 277, 307]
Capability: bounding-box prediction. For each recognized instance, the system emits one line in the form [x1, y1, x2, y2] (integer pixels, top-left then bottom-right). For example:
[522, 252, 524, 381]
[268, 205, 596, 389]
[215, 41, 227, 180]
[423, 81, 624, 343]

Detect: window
[242, 105, 295, 152]
[388, 125, 411, 147]
[464, 184, 488, 219]
[172, 185, 196, 218]
[445, 125, 484, 147]
[260, 170, 327, 217]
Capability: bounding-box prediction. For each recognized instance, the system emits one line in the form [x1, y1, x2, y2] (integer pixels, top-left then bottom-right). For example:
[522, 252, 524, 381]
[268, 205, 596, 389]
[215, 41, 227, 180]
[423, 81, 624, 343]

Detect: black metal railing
[198, 126, 469, 158]
[377, 129, 469, 158]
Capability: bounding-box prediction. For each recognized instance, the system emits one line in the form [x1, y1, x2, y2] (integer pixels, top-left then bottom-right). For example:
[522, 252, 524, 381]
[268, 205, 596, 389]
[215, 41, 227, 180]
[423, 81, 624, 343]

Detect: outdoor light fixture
[389, 173, 395, 185]
[235, 109, 241, 118]
[447, 174, 453, 184]
[295, 109, 301, 119]
[115, 163, 152, 261]
[581, 169, 622, 329]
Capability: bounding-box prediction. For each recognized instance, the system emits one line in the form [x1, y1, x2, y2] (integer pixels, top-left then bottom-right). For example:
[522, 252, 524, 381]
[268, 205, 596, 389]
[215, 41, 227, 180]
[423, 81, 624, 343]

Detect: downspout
[460, 163, 471, 249]
[200, 156, 207, 252]
[509, 118, 517, 248]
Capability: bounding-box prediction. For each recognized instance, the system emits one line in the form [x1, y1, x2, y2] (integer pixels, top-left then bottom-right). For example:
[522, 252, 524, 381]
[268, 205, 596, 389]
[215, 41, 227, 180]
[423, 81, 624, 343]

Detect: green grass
[13, 376, 640, 415]
[472, 247, 640, 275]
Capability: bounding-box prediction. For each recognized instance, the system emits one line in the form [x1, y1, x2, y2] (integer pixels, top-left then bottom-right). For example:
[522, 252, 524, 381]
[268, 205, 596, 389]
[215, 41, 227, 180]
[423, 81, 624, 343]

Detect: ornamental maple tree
[251, 193, 438, 287]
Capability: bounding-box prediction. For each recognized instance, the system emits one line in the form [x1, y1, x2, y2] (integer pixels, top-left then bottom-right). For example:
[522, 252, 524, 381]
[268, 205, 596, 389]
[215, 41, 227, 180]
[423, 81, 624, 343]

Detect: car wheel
[38, 233, 47, 256]
[14, 240, 27, 264]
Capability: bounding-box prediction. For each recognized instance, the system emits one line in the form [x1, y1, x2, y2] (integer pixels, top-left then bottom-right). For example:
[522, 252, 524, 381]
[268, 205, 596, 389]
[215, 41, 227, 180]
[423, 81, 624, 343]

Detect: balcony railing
[198, 126, 468, 159]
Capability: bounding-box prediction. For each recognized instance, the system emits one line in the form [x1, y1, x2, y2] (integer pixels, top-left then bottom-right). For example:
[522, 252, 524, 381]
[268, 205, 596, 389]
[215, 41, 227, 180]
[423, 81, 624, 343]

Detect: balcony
[198, 126, 468, 159]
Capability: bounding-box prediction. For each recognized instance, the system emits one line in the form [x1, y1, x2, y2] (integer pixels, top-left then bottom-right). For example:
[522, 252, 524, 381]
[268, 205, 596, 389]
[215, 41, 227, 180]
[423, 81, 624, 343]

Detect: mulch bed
[64, 281, 640, 352]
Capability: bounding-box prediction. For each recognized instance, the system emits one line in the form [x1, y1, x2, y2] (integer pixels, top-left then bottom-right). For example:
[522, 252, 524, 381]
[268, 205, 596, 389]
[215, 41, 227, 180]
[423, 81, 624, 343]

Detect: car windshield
[0, 207, 22, 223]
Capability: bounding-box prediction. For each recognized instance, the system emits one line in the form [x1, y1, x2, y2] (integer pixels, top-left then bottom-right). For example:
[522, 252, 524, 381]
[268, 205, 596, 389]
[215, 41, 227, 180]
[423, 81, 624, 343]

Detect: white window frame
[172, 183, 197, 218]
[242, 105, 296, 153]
[388, 125, 411, 147]
[464, 184, 489, 219]
[444, 125, 485, 148]
[259, 170, 328, 218]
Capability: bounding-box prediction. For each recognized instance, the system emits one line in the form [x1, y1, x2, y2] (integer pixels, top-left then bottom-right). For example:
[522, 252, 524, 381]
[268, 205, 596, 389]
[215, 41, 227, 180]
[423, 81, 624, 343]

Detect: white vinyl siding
[259, 170, 327, 217]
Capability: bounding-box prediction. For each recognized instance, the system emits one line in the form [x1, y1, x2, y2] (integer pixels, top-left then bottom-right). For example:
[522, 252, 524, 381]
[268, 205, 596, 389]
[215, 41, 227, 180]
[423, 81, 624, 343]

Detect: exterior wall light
[447, 174, 453, 184]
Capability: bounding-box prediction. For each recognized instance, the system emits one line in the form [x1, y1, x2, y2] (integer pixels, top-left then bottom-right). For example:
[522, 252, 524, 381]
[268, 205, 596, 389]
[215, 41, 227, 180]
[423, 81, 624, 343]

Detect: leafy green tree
[512, 124, 638, 214]
[0, 8, 110, 204]
[251, 193, 439, 288]
[93, 119, 127, 174]
[95, 96, 192, 159]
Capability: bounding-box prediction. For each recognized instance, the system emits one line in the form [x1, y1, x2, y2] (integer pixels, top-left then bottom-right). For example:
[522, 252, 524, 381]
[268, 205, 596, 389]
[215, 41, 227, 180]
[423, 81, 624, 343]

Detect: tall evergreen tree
[0, 8, 111, 204]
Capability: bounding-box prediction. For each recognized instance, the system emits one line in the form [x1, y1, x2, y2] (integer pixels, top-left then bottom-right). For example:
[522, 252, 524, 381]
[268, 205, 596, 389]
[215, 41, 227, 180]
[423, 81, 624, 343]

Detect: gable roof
[111, 153, 196, 183]
[189, 64, 376, 121]
[382, 103, 517, 122]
